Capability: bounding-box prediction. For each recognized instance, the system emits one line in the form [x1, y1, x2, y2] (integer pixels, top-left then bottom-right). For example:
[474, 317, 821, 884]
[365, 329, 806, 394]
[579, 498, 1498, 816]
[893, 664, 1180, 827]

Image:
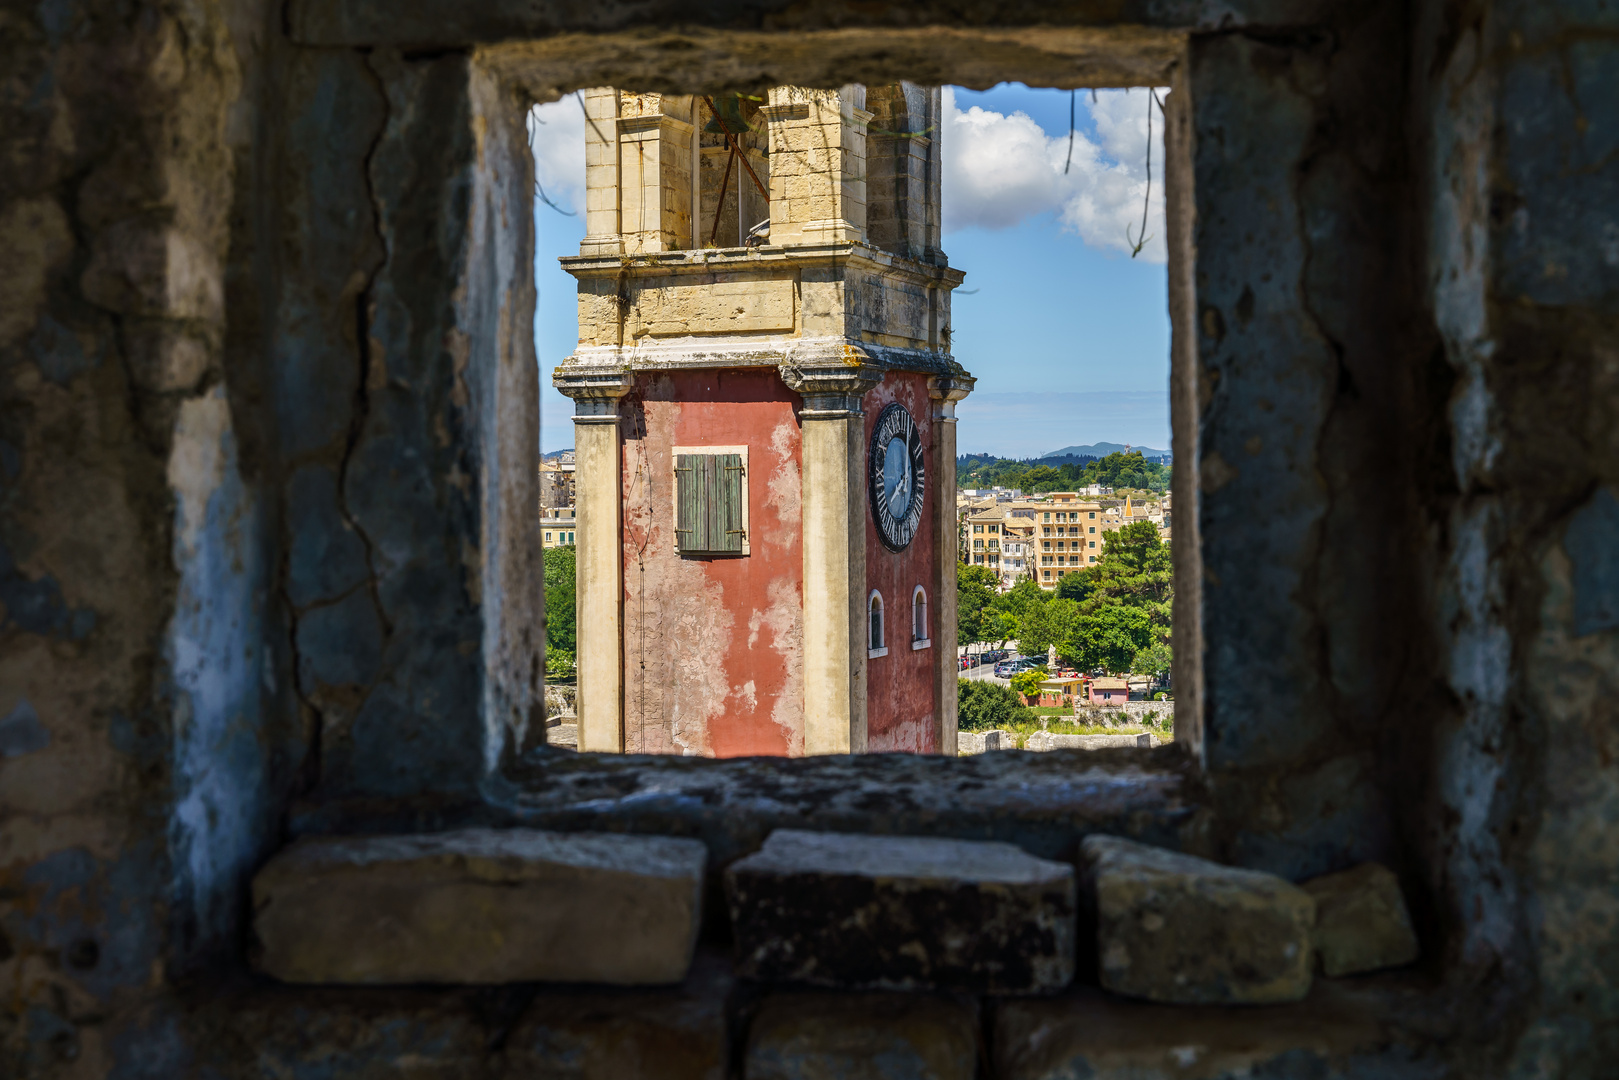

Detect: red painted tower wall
[620, 370, 805, 757]
[863, 373, 939, 753]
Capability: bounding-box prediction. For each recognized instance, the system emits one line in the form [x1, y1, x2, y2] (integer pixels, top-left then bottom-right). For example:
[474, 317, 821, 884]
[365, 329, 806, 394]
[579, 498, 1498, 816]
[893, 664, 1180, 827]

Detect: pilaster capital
[927, 367, 976, 421]
[782, 356, 884, 417]
[553, 364, 633, 423]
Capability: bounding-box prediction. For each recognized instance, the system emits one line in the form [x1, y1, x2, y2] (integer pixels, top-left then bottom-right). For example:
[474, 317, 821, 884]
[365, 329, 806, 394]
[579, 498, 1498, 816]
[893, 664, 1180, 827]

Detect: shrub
[1008, 666, 1048, 698]
[545, 648, 576, 682]
[958, 679, 1035, 731]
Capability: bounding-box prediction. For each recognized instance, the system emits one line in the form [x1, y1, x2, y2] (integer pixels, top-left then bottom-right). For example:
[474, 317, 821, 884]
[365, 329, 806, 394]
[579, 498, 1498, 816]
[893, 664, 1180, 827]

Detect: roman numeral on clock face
[869, 402, 925, 553]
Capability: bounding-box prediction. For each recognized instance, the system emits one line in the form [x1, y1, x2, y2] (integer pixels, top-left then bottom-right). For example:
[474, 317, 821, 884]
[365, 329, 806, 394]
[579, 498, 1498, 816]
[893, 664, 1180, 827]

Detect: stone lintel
[725, 829, 1076, 993]
[617, 113, 695, 139]
[252, 828, 707, 985]
[759, 101, 810, 124]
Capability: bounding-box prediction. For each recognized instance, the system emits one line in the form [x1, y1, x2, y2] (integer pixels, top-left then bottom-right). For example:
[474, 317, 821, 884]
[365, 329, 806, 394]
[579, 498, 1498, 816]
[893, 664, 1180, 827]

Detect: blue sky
[531, 84, 1170, 457]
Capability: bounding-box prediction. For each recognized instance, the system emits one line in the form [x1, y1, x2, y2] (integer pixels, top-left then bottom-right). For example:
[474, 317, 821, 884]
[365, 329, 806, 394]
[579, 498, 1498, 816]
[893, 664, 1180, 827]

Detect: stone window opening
[868, 590, 888, 659]
[912, 586, 930, 649]
[23, 6, 1597, 1071]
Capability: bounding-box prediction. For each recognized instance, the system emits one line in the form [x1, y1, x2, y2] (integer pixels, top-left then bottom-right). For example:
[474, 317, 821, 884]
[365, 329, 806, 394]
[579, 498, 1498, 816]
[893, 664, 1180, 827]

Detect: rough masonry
[2, 0, 1617, 1076]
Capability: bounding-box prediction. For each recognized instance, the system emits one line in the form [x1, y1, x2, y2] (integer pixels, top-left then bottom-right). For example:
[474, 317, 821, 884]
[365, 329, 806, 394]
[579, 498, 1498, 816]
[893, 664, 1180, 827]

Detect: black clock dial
[869, 403, 926, 552]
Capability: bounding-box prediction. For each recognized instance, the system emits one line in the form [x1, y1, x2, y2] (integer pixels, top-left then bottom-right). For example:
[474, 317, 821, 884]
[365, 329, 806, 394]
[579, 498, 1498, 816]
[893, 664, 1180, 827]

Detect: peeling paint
[621, 370, 804, 756]
[165, 387, 273, 964]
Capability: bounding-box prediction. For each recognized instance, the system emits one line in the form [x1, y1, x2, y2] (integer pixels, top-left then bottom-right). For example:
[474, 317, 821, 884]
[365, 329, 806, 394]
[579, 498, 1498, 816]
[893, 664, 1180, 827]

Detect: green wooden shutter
[675, 453, 745, 554]
[716, 454, 744, 553]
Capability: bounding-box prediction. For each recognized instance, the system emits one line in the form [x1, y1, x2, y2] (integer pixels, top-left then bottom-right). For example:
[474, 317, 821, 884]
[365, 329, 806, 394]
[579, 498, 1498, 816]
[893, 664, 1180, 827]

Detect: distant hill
[1044, 442, 1170, 461]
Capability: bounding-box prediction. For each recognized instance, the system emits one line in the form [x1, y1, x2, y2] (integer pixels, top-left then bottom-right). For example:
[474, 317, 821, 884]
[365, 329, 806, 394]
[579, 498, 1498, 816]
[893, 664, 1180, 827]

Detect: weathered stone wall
[1410, 2, 1619, 1072]
[4, 0, 1618, 1074]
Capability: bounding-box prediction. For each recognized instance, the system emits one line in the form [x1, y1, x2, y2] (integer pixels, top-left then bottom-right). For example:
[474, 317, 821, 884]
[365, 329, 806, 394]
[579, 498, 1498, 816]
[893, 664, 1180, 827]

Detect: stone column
[615, 92, 696, 253]
[555, 370, 633, 752]
[579, 87, 623, 256]
[783, 361, 883, 754]
[762, 85, 870, 247]
[930, 373, 973, 755]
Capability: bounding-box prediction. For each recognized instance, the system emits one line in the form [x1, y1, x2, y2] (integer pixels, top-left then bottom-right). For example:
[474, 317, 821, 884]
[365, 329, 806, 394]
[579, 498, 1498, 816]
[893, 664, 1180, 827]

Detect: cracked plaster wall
[620, 370, 805, 757]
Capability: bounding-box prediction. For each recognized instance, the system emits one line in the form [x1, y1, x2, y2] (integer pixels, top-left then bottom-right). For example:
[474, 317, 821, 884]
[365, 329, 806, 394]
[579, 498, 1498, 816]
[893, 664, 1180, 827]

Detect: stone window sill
[869, 646, 889, 659]
[912, 638, 931, 650]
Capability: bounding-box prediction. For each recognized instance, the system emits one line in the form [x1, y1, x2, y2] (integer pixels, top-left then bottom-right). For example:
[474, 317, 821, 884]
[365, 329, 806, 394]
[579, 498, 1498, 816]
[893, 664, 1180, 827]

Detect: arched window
[911, 586, 930, 649]
[868, 591, 887, 658]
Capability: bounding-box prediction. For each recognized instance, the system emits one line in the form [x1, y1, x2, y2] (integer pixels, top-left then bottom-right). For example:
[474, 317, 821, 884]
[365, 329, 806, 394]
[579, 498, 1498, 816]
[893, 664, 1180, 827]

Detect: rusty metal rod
[703, 96, 769, 201]
[709, 143, 736, 246]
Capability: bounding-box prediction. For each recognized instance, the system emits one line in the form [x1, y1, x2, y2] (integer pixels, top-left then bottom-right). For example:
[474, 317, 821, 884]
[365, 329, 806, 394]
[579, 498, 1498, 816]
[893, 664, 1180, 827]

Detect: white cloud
[942, 87, 1167, 262]
[530, 97, 587, 215]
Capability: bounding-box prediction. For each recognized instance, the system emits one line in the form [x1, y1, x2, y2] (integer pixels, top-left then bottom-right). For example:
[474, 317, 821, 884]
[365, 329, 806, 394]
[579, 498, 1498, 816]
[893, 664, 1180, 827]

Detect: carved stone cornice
[781, 352, 884, 418]
[552, 364, 633, 423]
[927, 365, 976, 421]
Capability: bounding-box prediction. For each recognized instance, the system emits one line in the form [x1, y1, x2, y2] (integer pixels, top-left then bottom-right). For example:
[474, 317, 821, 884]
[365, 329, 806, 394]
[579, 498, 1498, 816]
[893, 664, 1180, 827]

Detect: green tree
[993, 577, 1049, 624]
[1130, 641, 1173, 678]
[1017, 597, 1081, 657]
[957, 563, 998, 646]
[543, 545, 577, 654]
[1054, 572, 1092, 602]
[1075, 520, 1173, 624]
[1061, 604, 1154, 673]
[958, 679, 1034, 731]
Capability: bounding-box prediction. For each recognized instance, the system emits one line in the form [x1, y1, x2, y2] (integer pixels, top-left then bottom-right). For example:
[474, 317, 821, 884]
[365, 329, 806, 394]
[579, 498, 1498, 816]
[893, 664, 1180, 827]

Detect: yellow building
[1033, 500, 1105, 587]
[540, 505, 576, 549]
[966, 506, 1006, 572]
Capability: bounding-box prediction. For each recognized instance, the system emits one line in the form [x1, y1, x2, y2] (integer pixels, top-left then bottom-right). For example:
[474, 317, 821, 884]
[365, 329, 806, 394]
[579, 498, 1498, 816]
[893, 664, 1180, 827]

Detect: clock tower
[554, 84, 973, 757]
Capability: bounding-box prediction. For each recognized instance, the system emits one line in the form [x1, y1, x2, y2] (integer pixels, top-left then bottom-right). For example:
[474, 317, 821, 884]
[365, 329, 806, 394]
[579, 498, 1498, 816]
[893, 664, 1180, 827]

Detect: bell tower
[554, 84, 972, 757]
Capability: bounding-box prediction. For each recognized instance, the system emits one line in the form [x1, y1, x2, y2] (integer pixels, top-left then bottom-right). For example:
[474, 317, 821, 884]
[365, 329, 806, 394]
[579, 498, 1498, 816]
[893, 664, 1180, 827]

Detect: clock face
[869, 403, 926, 552]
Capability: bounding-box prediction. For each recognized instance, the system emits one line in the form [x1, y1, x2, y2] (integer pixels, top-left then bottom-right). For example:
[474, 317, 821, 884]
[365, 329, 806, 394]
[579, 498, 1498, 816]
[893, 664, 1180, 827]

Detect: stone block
[500, 952, 731, 1080]
[202, 986, 507, 1080]
[746, 992, 976, 1080]
[1082, 835, 1314, 1005]
[995, 983, 1400, 1080]
[725, 829, 1075, 993]
[253, 828, 707, 985]
[1027, 732, 1157, 751]
[1302, 862, 1420, 977]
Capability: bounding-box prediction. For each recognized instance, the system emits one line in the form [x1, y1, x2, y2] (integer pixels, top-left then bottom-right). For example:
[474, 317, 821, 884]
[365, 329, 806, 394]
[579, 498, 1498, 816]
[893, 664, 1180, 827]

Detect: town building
[1088, 676, 1131, 705]
[540, 505, 576, 549]
[539, 451, 576, 508]
[999, 518, 1035, 584]
[966, 506, 1005, 572]
[1033, 499, 1105, 586]
[554, 84, 972, 757]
